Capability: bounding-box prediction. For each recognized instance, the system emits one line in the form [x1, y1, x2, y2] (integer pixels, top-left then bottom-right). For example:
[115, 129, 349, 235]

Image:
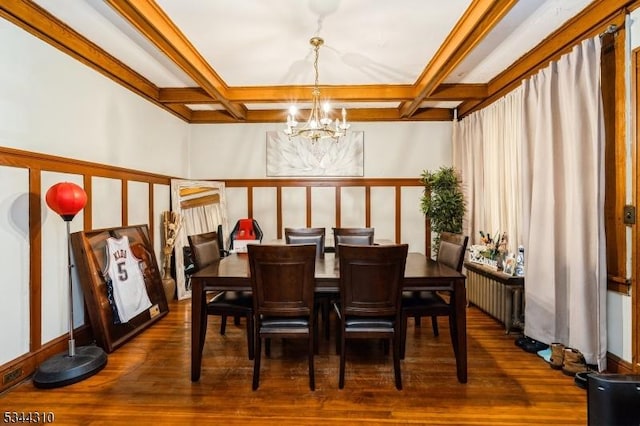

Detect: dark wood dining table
[190, 251, 468, 383]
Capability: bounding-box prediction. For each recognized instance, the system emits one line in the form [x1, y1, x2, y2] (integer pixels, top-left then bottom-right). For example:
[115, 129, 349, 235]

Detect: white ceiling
[28, 0, 595, 115]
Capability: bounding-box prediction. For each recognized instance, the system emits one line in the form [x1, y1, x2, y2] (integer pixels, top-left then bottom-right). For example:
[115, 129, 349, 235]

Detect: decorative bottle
[515, 245, 525, 277]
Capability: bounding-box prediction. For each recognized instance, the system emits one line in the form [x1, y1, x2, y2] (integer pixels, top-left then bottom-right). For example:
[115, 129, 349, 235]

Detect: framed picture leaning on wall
[70, 225, 169, 353]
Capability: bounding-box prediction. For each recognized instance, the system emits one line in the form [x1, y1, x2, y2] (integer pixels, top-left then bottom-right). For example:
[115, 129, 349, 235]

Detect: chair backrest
[333, 227, 375, 258]
[284, 227, 325, 258]
[248, 244, 317, 318]
[437, 232, 469, 272]
[338, 244, 408, 318]
[188, 231, 221, 270]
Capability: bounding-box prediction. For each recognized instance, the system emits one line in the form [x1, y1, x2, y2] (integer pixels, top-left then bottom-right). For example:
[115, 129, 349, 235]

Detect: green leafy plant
[420, 166, 465, 256]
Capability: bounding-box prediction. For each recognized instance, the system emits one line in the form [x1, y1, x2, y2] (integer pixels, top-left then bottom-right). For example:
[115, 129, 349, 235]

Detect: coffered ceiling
[2, 0, 606, 123]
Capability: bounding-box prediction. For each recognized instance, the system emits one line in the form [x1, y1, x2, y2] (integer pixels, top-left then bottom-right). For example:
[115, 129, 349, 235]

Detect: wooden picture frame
[70, 225, 169, 353]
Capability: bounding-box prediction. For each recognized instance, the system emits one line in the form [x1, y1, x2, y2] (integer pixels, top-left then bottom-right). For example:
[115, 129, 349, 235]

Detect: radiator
[465, 263, 524, 333]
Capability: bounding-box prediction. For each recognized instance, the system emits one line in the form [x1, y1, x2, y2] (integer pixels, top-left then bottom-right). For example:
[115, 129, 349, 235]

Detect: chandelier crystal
[284, 37, 349, 142]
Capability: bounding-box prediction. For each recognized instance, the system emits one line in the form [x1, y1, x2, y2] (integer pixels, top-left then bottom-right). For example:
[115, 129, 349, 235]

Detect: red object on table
[236, 218, 256, 239]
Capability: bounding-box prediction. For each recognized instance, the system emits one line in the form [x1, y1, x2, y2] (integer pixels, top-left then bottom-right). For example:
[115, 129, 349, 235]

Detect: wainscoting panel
[92, 176, 123, 229]
[41, 171, 86, 345]
[311, 186, 336, 232]
[280, 186, 307, 237]
[371, 186, 397, 242]
[0, 165, 29, 366]
[252, 186, 277, 242]
[127, 180, 150, 227]
[340, 186, 367, 228]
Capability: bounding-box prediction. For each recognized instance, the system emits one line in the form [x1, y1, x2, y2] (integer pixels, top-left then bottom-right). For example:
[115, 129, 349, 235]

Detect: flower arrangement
[478, 231, 508, 260]
[469, 231, 507, 268]
[162, 211, 182, 271]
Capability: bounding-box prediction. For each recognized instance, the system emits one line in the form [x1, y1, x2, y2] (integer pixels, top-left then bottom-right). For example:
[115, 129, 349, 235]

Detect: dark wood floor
[0, 299, 587, 425]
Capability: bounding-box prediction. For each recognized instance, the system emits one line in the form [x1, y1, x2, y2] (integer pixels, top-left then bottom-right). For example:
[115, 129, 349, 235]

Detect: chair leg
[414, 315, 421, 328]
[382, 339, 390, 355]
[220, 314, 227, 335]
[234, 315, 241, 326]
[393, 334, 402, 390]
[246, 314, 254, 360]
[323, 299, 331, 340]
[265, 338, 271, 357]
[308, 332, 315, 391]
[431, 315, 439, 336]
[339, 330, 346, 389]
[335, 319, 341, 355]
[313, 316, 319, 355]
[252, 332, 262, 390]
[400, 313, 408, 360]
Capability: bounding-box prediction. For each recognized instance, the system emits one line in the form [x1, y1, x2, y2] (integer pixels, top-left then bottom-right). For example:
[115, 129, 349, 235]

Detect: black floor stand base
[33, 345, 107, 389]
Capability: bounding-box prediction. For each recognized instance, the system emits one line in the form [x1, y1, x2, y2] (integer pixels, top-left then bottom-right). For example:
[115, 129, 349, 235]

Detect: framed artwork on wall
[266, 130, 364, 177]
[70, 225, 169, 353]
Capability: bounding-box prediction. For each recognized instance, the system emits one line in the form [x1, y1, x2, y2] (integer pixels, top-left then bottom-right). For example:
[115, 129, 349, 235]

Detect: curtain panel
[521, 37, 606, 369]
[453, 36, 606, 368]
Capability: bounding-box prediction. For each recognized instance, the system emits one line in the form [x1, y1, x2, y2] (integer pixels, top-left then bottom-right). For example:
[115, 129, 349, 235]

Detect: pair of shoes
[549, 342, 565, 370]
[515, 336, 549, 354]
[562, 347, 589, 376]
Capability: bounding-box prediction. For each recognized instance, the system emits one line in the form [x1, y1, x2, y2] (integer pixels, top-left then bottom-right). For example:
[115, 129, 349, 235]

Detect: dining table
[190, 251, 468, 383]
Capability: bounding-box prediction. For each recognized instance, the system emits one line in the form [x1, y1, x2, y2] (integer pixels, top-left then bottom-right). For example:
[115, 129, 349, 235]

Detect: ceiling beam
[226, 85, 416, 103]
[399, 0, 517, 118]
[159, 88, 214, 104]
[429, 84, 488, 100]
[190, 107, 452, 124]
[105, 0, 246, 120]
[159, 83, 488, 105]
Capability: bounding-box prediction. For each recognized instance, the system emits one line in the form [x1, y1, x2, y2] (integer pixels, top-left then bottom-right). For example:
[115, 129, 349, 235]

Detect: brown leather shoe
[549, 342, 565, 370]
[562, 347, 588, 376]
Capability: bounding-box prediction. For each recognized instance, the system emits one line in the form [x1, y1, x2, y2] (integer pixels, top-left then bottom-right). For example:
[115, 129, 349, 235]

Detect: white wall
[0, 22, 189, 176]
[189, 121, 452, 253]
[0, 19, 189, 364]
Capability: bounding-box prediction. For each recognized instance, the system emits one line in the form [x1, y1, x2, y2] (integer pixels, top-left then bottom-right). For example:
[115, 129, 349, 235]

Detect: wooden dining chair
[284, 227, 325, 258]
[335, 243, 408, 390]
[248, 244, 317, 391]
[400, 232, 468, 359]
[284, 227, 330, 343]
[332, 227, 375, 258]
[188, 231, 254, 360]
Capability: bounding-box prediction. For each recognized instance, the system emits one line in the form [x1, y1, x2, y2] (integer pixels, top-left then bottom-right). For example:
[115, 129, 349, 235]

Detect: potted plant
[420, 166, 465, 257]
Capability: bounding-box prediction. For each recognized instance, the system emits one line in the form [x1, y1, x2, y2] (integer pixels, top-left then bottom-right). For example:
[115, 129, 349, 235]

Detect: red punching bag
[45, 182, 87, 221]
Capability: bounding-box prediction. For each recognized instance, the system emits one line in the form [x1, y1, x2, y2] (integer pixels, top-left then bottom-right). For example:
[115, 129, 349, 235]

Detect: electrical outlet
[623, 205, 636, 225]
[3, 367, 23, 385]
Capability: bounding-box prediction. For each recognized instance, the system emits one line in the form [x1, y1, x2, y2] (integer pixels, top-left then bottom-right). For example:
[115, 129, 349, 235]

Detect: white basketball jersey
[104, 236, 152, 323]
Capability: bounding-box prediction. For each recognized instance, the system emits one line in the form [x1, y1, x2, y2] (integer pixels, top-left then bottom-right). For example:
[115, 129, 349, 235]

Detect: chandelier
[284, 37, 349, 142]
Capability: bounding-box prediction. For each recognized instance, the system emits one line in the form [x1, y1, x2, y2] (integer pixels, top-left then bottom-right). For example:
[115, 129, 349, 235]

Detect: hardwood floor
[0, 299, 587, 425]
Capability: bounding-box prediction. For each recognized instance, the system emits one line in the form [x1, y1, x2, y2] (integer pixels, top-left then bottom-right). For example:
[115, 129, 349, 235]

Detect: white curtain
[454, 36, 606, 368]
[521, 37, 606, 369]
[453, 90, 523, 254]
[183, 204, 223, 236]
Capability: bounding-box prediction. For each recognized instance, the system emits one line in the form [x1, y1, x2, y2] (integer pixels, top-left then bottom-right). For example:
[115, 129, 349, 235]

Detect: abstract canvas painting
[266, 130, 364, 177]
